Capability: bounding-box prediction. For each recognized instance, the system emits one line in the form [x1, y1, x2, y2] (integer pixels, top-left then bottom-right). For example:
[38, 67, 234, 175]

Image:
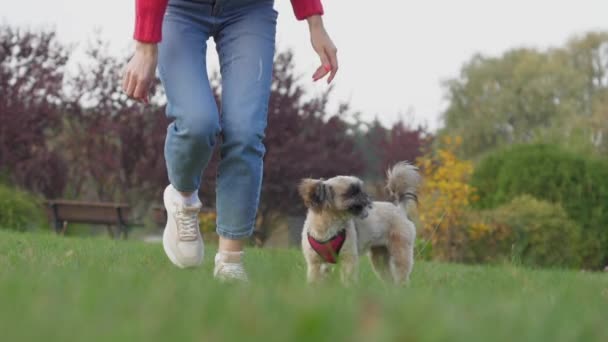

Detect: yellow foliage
[199, 211, 218, 242]
[468, 222, 491, 241]
[415, 136, 477, 260]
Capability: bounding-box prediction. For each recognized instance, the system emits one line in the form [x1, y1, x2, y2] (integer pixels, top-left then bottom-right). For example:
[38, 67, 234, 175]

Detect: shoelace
[175, 206, 200, 241]
[215, 262, 248, 281]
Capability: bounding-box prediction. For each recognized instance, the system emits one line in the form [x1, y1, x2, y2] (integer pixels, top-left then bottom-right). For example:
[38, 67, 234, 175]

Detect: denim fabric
[158, 0, 277, 239]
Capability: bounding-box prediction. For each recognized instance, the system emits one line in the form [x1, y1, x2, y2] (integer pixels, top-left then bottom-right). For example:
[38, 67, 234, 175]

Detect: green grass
[0, 230, 606, 342]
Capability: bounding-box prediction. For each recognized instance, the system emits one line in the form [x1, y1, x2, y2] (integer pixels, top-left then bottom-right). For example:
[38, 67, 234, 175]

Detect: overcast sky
[3, 0, 608, 131]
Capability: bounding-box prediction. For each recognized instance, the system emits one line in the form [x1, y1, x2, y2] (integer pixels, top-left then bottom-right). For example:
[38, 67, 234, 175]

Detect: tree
[378, 119, 430, 176]
[416, 136, 477, 261]
[351, 116, 430, 193]
[566, 32, 608, 108]
[564, 33, 608, 154]
[355, 118, 387, 181]
[0, 26, 69, 197]
[59, 36, 170, 206]
[441, 32, 608, 158]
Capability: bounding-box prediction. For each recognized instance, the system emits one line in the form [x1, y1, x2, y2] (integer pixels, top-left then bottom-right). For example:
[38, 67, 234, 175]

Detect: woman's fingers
[125, 72, 137, 99]
[313, 45, 338, 83]
[122, 44, 158, 104]
[122, 64, 151, 103]
[326, 46, 338, 84]
[133, 76, 150, 103]
[312, 65, 329, 81]
[313, 48, 331, 81]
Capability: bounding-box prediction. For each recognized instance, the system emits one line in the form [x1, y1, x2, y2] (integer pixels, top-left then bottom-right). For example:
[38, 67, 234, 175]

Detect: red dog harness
[307, 229, 346, 264]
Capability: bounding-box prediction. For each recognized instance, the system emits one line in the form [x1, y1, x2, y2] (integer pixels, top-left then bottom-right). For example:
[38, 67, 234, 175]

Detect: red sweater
[134, 0, 324, 43]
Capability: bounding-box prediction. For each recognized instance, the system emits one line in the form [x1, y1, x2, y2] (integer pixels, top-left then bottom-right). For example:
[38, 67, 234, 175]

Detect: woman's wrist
[135, 41, 158, 55]
[306, 15, 324, 30]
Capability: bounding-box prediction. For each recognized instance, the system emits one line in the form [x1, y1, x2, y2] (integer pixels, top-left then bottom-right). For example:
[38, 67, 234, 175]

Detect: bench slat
[46, 199, 129, 208]
[45, 201, 132, 225]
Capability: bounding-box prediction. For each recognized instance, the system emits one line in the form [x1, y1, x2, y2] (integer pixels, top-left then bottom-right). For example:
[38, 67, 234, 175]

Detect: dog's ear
[299, 178, 328, 211]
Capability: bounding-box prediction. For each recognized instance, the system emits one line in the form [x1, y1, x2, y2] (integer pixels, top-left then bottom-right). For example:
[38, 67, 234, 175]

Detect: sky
[3, 0, 608, 131]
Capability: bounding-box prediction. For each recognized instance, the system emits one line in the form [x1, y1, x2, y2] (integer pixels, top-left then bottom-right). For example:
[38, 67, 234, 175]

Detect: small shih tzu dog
[298, 162, 421, 285]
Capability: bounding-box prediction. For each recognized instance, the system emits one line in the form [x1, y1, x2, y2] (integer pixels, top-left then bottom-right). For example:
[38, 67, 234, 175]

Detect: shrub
[471, 144, 608, 269]
[416, 136, 477, 261]
[465, 195, 584, 269]
[0, 184, 46, 231]
[414, 238, 433, 261]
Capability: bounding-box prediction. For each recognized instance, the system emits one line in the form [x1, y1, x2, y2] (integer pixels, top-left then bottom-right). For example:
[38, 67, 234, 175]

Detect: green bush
[465, 195, 583, 268]
[414, 238, 433, 261]
[0, 184, 46, 231]
[471, 144, 608, 269]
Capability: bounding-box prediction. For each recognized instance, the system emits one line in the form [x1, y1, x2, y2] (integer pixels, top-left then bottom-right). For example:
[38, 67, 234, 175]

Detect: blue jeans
[158, 0, 277, 239]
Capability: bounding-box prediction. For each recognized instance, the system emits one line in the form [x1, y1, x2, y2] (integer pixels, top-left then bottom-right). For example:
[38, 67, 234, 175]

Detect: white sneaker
[214, 252, 249, 282]
[162, 185, 204, 268]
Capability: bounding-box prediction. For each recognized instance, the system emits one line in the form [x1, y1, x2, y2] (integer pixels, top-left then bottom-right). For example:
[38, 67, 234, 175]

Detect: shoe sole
[162, 187, 203, 269]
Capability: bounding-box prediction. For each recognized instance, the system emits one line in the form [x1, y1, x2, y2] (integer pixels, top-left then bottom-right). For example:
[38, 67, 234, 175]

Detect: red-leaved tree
[0, 26, 69, 197]
[378, 119, 431, 173]
[60, 36, 170, 205]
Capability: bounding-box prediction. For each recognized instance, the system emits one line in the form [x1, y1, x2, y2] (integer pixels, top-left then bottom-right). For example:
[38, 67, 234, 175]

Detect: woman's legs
[157, 0, 277, 278]
[160, 2, 219, 193]
[214, 2, 277, 244]
[158, 1, 218, 268]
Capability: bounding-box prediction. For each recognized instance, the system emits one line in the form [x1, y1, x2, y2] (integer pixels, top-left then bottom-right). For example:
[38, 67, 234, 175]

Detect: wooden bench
[45, 200, 135, 239]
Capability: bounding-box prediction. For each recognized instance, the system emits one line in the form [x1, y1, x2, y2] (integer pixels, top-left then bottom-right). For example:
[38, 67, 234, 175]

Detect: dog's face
[299, 176, 372, 218]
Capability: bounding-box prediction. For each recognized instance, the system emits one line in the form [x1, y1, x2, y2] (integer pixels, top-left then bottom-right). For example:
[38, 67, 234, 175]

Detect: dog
[298, 161, 421, 285]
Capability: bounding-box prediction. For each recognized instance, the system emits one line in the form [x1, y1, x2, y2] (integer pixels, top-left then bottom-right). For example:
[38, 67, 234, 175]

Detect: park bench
[44, 200, 135, 239]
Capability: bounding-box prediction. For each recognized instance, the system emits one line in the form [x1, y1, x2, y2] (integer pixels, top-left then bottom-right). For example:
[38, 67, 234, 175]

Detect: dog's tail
[386, 161, 421, 218]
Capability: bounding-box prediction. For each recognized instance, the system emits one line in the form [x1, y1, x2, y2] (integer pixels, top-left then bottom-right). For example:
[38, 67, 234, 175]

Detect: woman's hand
[122, 42, 158, 103]
[307, 15, 338, 83]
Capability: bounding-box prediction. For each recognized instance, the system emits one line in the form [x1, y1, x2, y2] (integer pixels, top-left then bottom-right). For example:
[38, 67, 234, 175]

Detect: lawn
[0, 229, 606, 342]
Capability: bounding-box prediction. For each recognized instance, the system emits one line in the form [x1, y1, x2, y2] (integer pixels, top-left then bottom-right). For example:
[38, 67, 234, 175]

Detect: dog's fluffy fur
[299, 162, 421, 285]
